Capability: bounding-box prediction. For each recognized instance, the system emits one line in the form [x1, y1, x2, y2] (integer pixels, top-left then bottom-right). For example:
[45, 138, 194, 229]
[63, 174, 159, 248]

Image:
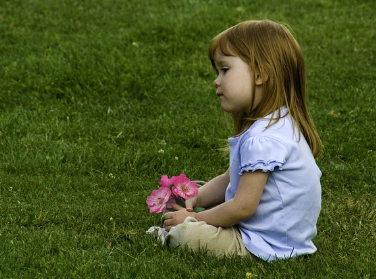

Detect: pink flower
[146, 187, 172, 213]
[172, 173, 198, 200]
[159, 175, 176, 188]
[165, 195, 176, 208]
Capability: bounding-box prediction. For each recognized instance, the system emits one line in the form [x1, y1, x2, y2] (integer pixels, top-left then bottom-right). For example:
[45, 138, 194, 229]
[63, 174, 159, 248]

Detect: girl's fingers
[185, 200, 193, 211]
[172, 204, 185, 211]
[163, 216, 176, 231]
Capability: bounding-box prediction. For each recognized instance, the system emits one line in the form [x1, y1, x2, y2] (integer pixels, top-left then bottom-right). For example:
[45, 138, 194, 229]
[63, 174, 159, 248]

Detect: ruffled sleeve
[239, 136, 288, 174]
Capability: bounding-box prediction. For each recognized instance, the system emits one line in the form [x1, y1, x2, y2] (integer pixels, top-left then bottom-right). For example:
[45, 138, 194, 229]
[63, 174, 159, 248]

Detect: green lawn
[0, 0, 375, 278]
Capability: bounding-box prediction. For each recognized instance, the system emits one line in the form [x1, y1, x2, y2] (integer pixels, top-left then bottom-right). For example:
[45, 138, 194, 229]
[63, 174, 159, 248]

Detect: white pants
[165, 217, 252, 258]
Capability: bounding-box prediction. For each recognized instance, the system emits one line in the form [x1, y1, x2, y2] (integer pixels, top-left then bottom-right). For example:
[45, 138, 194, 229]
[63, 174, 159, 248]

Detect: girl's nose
[213, 77, 220, 88]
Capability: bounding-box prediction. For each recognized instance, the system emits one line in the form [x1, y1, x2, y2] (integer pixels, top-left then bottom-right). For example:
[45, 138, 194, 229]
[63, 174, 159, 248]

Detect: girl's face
[213, 49, 262, 114]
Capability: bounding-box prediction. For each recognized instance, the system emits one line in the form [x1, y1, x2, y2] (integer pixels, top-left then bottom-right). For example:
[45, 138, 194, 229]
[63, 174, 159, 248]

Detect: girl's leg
[165, 217, 251, 258]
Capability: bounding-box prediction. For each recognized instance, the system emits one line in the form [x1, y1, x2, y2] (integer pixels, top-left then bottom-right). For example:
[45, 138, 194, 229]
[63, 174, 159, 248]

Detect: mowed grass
[0, 0, 375, 278]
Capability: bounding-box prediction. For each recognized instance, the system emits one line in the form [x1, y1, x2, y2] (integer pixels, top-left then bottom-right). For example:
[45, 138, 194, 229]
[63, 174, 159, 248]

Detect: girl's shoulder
[229, 107, 297, 144]
[248, 110, 294, 139]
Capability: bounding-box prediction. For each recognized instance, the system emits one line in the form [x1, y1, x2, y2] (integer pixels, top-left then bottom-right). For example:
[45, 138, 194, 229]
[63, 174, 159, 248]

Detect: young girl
[162, 20, 322, 261]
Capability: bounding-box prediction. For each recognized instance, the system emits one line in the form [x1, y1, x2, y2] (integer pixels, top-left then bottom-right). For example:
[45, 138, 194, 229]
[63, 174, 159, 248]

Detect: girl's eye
[221, 67, 229, 73]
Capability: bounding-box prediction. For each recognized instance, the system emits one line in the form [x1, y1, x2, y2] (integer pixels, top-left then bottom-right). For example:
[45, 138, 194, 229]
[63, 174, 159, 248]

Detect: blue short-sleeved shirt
[226, 106, 321, 261]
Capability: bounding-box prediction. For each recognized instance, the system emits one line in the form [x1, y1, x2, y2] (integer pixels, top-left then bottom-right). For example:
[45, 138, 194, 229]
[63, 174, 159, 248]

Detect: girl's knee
[165, 217, 250, 257]
[166, 217, 214, 249]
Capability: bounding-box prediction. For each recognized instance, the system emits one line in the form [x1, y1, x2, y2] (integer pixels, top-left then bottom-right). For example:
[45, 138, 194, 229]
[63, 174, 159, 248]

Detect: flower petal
[146, 187, 172, 213]
[159, 175, 176, 188]
[172, 174, 198, 200]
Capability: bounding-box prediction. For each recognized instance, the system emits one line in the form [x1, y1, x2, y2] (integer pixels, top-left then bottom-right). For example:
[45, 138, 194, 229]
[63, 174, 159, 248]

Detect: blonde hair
[209, 20, 322, 158]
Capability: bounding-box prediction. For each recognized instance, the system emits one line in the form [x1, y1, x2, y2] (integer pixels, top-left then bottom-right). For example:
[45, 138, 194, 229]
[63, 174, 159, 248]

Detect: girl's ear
[255, 71, 268, 85]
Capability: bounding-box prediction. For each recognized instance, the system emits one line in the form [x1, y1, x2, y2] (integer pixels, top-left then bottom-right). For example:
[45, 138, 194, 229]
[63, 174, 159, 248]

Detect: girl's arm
[163, 170, 267, 231]
[186, 169, 230, 210]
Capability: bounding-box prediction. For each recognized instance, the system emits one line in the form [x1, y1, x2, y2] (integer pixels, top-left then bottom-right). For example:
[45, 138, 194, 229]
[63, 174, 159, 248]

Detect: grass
[0, 0, 375, 278]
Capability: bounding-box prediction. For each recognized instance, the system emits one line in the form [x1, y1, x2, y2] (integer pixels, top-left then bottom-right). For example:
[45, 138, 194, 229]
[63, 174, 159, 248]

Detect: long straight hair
[209, 20, 322, 158]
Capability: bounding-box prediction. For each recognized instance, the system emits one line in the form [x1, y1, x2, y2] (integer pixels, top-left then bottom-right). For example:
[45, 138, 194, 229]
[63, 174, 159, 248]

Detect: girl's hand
[163, 204, 196, 232]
